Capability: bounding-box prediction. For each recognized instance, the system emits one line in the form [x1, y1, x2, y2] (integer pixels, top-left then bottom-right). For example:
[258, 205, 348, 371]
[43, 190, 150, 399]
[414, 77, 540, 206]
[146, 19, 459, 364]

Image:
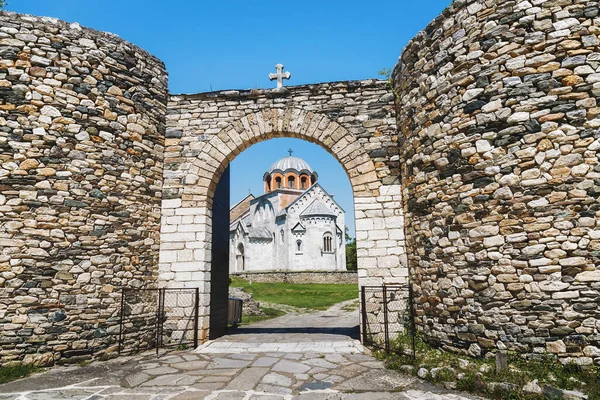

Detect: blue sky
[11, 0, 453, 237]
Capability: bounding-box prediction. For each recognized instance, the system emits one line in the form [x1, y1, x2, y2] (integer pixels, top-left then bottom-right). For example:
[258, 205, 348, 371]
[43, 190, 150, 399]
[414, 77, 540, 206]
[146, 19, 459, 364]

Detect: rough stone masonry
[0, 13, 168, 366]
[1, 0, 600, 367]
[394, 0, 600, 363]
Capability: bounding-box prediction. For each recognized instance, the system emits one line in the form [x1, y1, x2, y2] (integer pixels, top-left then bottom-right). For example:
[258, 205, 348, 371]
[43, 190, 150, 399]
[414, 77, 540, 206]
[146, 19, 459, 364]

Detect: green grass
[230, 277, 358, 310]
[241, 307, 285, 325]
[0, 364, 40, 384]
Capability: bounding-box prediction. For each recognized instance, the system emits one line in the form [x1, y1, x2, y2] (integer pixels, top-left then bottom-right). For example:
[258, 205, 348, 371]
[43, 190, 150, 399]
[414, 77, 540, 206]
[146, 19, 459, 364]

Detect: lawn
[230, 277, 358, 310]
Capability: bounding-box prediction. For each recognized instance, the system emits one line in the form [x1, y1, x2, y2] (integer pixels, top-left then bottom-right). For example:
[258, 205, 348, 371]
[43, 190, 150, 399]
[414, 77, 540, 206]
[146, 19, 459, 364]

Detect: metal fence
[361, 284, 416, 357]
[118, 288, 199, 356]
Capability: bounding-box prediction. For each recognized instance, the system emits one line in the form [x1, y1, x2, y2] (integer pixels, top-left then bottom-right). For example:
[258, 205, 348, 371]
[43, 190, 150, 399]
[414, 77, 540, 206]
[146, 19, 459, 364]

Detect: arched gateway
[160, 86, 407, 340]
[5, 0, 600, 366]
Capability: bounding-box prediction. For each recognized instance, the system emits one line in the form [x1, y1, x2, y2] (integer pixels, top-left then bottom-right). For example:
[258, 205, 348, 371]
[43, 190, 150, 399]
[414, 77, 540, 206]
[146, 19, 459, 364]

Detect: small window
[296, 240, 303, 253]
[323, 233, 333, 253]
[276, 177, 282, 189]
[280, 229, 284, 244]
[288, 176, 295, 188]
[301, 177, 307, 189]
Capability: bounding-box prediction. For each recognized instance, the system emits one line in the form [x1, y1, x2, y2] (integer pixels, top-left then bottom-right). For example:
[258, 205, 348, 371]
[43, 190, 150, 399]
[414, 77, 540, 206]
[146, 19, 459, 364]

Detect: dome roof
[266, 156, 314, 175]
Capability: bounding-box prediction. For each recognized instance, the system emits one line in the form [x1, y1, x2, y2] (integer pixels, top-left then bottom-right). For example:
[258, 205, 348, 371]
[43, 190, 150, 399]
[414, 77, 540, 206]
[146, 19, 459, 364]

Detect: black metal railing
[361, 284, 416, 357]
[118, 288, 199, 356]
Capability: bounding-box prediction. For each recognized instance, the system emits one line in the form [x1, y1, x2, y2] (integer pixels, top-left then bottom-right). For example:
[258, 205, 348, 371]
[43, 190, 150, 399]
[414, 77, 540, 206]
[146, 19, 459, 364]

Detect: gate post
[408, 282, 416, 358]
[194, 287, 199, 348]
[155, 288, 164, 356]
[383, 285, 390, 354]
[360, 286, 367, 345]
[118, 288, 125, 355]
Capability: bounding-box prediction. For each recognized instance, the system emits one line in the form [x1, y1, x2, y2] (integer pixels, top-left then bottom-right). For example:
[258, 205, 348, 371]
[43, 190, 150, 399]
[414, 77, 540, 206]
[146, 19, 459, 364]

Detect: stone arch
[159, 106, 407, 340]
[178, 108, 381, 206]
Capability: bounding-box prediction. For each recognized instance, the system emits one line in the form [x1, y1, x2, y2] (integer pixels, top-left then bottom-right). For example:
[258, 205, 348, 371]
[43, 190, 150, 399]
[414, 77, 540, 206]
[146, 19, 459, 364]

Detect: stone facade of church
[229, 155, 346, 273]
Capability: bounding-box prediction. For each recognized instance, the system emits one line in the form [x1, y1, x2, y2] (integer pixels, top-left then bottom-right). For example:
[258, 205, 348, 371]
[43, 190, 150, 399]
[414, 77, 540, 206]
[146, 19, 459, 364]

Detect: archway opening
[212, 137, 358, 340]
[160, 106, 405, 345]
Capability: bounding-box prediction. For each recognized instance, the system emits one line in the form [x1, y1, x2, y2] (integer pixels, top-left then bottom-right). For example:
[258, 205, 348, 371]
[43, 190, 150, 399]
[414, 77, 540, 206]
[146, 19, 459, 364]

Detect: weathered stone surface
[0, 12, 168, 366]
[394, 0, 600, 362]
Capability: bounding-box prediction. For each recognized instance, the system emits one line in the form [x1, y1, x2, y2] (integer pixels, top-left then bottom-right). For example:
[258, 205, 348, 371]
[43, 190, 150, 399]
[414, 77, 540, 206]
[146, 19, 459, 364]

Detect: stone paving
[0, 304, 485, 399]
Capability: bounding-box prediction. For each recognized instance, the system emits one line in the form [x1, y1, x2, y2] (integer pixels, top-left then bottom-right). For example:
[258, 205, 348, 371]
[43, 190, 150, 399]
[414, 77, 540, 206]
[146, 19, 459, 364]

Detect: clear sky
[10, 0, 452, 237]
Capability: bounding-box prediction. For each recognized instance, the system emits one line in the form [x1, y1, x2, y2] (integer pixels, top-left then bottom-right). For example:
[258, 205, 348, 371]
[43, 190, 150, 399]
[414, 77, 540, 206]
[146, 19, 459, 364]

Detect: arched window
[280, 229, 284, 244]
[288, 176, 295, 188]
[323, 233, 333, 253]
[275, 177, 282, 189]
[296, 240, 302, 253]
[301, 177, 307, 189]
[236, 243, 245, 271]
[265, 176, 271, 192]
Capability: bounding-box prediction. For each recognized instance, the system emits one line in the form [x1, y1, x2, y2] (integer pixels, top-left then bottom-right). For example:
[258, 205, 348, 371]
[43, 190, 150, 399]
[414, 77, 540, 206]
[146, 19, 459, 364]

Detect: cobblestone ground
[0, 302, 485, 399]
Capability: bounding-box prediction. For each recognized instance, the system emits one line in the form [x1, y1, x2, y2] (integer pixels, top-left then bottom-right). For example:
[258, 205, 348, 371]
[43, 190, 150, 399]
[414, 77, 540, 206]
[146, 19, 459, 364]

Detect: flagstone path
[0, 301, 485, 399]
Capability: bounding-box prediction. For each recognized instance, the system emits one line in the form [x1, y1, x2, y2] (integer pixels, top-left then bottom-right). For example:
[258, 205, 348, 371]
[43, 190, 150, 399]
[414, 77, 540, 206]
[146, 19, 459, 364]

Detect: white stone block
[194, 249, 211, 262]
[373, 218, 386, 229]
[160, 224, 177, 233]
[376, 240, 396, 248]
[355, 218, 374, 231]
[369, 230, 389, 240]
[176, 207, 208, 216]
[159, 250, 178, 263]
[378, 255, 400, 269]
[357, 257, 377, 268]
[171, 262, 203, 272]
[158, 272, 175, 281]
[389, 229, 405, 240]
[386, 217, 404, 229]
[178, 224, 204, 232]
[161, 232, 197, 242]
[174, 272, 192, 282]
[177, 250, 194, 262]
[162, 198, 182, 209]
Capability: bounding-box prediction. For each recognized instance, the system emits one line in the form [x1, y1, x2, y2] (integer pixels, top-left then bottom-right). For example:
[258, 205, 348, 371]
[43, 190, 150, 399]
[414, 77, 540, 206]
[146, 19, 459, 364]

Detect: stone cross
[269, 64, 291, 88]
[288, 149, 293, 156]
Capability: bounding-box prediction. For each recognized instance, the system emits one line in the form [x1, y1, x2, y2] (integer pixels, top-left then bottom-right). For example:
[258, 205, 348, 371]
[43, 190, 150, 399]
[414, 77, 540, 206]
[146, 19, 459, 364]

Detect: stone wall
[231, 271, 358, 284]
[394, 0, 600, 363]
[0, 12, 168, 365]
[162, 81, 405, 339]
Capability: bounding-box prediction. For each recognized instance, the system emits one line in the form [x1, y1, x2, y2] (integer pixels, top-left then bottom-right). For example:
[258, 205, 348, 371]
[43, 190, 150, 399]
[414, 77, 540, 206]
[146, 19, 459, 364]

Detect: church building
[229, 152, 346, 273]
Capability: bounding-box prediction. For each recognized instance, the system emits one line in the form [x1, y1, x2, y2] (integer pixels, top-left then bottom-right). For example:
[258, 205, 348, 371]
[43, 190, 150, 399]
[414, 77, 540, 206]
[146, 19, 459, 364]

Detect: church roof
[266, 155, 314, 175]
[300, 199, 337, 217]
[284, 182, 345, 215]
[248, 226, 273, 240]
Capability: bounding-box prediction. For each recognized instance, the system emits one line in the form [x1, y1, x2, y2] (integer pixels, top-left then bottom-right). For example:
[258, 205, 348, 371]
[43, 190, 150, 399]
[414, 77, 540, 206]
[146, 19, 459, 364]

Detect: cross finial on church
[288, 148, 293, 156]
[269, 64, 291, 88]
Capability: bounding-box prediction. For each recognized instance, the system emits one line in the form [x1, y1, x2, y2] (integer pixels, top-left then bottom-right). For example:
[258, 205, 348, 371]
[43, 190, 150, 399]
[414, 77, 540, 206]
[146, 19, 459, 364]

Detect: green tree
[345, 227, 357, 271]
[0, 1, 7, 10]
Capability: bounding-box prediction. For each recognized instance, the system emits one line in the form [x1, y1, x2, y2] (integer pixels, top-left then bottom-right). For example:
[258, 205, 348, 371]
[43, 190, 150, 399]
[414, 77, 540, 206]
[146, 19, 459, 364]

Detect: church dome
[267, 156, 314, 174]
[263, 153, 318, 193]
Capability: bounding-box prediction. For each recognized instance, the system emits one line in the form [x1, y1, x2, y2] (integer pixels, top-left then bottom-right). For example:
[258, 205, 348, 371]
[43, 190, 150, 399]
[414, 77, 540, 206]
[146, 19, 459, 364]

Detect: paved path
[0, 301, 485, 399]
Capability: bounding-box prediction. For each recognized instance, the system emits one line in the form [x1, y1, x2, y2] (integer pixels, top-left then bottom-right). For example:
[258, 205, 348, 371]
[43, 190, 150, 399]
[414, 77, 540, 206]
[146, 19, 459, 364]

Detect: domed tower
[263, 150, 318, 193]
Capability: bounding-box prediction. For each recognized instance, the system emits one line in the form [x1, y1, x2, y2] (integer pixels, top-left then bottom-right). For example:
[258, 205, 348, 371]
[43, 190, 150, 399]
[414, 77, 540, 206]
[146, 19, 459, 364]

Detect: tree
[0, 1, 7, 10]
[345, 227, 357, 271]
